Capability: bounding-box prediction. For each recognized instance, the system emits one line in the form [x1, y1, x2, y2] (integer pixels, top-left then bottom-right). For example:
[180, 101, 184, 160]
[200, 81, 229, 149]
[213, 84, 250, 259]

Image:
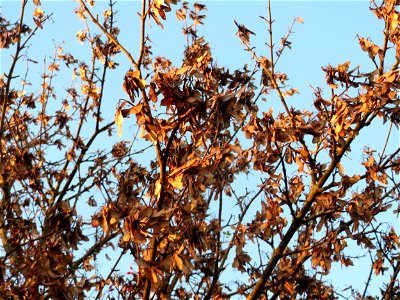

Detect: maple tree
[1, 0, 400, 299]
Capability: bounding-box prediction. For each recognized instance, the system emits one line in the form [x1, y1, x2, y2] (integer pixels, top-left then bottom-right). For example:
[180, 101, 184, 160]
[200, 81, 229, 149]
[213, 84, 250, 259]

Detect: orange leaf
[33, 7, 44, 18]
[174, 253, 183, 271]
[365, 155, 375, 167]
[151, 268, 158, 283]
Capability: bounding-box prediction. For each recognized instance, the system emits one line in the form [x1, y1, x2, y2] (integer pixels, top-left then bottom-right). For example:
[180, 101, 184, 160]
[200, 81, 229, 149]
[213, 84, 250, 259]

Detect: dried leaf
[337, 162, 345, 176]
[114, 109, 124, 138]
[174, 253, 183, 270]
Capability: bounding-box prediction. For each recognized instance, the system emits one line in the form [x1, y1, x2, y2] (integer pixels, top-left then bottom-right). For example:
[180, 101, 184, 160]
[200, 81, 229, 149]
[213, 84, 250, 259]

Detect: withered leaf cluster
[1, 0, 400, 299]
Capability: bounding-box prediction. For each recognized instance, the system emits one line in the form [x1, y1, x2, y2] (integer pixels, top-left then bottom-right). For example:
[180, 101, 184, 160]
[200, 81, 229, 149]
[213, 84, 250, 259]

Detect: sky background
[1, 0, 399, 298]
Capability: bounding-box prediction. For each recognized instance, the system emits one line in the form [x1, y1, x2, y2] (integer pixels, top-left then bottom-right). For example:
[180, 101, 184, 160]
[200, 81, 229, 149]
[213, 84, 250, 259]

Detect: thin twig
[79, 0, 138, 69]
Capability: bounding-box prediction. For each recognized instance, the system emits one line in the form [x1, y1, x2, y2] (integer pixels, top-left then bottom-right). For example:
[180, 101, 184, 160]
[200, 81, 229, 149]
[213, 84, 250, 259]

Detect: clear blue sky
[1, 1, 398, 298]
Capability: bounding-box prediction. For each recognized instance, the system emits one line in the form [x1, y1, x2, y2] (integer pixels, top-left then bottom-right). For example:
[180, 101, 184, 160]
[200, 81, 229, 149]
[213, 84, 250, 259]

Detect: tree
[1, 0, 400, 299]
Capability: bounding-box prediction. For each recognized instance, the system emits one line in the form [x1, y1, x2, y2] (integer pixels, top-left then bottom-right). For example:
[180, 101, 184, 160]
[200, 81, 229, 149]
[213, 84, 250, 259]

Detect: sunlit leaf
[114, 109, 124, 138]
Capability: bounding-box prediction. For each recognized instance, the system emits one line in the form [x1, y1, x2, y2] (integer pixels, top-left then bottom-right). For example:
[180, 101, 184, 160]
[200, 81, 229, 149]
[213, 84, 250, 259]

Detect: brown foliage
[1, 0, 400, 299]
